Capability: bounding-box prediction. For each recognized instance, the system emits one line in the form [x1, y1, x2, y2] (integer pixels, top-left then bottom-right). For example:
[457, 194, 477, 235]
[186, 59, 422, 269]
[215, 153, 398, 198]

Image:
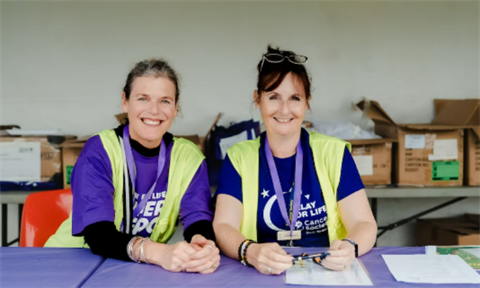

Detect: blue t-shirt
[215, 129, 364, 247]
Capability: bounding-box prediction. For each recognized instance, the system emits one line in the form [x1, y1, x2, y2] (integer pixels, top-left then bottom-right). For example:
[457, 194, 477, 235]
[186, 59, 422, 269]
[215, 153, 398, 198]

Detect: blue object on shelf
[0, 181, 61, 192]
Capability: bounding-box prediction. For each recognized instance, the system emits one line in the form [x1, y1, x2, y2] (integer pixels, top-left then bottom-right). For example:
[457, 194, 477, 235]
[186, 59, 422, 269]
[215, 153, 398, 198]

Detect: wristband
[342, 238, 358, 258]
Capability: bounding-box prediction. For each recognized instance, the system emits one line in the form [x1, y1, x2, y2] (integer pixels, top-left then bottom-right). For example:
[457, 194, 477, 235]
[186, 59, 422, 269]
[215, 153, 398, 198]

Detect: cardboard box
[115, 113, 128, 125]
[358, 100, 464, 186]
[59, 137, 89, 188]
[432, 99, 480, 186]
[114, 112, 222, 154]
[348, 138, 394, 185]
[0, 135, 74, 182]
[465, 128, 480, 186]
[416, 214, 480, 246]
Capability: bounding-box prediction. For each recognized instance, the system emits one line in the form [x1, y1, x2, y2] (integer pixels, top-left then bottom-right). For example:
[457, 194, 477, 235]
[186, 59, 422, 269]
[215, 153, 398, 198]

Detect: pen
[292, 252, 330, 262]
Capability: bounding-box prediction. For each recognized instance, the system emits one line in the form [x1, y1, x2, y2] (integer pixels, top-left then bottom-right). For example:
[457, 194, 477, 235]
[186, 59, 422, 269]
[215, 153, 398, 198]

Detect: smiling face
[255, 72, 309, 139]
[122, 76, 177, 148]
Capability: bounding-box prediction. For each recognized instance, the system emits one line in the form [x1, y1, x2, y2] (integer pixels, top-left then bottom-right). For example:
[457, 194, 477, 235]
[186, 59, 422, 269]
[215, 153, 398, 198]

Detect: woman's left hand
[321, 239, 355, 271]
[182, 234, 220, 274]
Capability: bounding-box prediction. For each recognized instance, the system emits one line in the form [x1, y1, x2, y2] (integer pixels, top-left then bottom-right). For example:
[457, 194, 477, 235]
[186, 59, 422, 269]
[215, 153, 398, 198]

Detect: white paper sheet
[352, 155, 373, 176]
[462, 248, 480, 258]
[285, 258, 373, 286]
[405, 135, 425, 149]
[382, 254, 480, 284]
[0, 142, 41, 181]
[428, 139, 458, 160]
[425, 245, 436, 255]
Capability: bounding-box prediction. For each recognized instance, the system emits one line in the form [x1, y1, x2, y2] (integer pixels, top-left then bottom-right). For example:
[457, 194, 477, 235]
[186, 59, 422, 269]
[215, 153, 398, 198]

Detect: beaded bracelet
[240, 239, 256, 267]
[241, 240, 251, 260]
[238, 240, 246, 261]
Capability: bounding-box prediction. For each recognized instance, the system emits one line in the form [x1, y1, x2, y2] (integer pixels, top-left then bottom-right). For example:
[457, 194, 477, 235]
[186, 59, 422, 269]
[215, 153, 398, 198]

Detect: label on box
[405, 135, 425, 149]
[353, 155, 373, 176]
[0, 142, 41, 181]
[66, 165, 74, 185]
[425, 133, 437, 150]
[428, 139, 458, 161]
[432, 161, 459, 181]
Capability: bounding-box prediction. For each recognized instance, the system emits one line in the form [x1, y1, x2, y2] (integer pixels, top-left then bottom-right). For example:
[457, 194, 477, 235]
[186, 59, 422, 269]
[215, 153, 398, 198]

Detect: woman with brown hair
[46, 58, 220, 274]
[213, 46, 377, 275]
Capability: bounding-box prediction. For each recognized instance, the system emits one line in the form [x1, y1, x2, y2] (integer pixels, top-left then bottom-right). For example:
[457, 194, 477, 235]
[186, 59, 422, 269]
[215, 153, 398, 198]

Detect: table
[0, 247, 104, 288]
[82, 246, 480, 288]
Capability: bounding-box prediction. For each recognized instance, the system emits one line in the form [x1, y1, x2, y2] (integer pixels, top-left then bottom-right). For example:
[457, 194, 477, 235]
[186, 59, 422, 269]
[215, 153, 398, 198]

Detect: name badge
[277, 230, 301, 241]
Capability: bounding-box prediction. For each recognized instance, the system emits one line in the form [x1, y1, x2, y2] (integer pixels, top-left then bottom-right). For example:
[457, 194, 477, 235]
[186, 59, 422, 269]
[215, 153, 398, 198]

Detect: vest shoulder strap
[309, 132, 350, 242]
[150, 136, 205, 243]
[227, 138, 261, 241]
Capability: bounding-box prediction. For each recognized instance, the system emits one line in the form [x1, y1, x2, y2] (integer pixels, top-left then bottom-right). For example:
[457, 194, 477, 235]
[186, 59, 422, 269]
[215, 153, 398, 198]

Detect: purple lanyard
[264, 135, 303, 237]
[123, 124, 166, 218]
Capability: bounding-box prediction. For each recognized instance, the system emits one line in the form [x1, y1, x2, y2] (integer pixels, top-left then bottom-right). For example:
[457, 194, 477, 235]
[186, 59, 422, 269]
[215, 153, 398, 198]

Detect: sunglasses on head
[260, 53, 308, 71]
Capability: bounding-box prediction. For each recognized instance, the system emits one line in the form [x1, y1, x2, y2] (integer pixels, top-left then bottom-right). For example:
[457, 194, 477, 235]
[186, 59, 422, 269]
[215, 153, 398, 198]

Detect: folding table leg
[2, 204, 8, 247]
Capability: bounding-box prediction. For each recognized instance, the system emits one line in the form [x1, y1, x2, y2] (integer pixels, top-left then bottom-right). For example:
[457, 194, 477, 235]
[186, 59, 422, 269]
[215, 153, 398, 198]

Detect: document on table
[382, 254, 480, 284]
[285, 258, 373, 286]
[426, 245, 480, 270]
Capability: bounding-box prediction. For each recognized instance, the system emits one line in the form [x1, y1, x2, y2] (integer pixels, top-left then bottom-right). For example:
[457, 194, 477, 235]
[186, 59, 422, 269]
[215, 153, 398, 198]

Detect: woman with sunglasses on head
[213, 46, 377, 275]
[46, 58, 220, 274]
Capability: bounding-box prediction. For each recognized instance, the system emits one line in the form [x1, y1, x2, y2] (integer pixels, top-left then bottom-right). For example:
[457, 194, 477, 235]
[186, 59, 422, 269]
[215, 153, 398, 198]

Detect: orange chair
[20, 189, 73, 247]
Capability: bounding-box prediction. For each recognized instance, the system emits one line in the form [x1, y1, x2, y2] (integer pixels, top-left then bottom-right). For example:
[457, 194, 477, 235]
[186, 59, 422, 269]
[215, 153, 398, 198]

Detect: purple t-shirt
[71, 135, 213, 237]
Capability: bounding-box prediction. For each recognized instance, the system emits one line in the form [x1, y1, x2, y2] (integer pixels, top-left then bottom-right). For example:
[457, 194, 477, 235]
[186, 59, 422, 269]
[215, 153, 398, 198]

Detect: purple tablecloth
[82, 246, 480, 288]
[0, 247, 104, 288]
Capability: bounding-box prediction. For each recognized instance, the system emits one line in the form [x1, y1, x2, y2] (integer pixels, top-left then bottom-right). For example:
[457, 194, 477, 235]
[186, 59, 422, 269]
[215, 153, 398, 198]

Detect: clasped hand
[153, 235, 220, 273]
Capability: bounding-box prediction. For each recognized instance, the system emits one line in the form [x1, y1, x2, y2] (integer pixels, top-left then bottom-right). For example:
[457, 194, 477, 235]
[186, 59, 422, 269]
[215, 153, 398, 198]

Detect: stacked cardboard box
[432, 99, 480, 186]
[358, 100, 464, 186]
[348, 138, 394, 186]
[0, 135, 74, 182]
[417, 214, 480, 246]
[58, 137, 89, 188]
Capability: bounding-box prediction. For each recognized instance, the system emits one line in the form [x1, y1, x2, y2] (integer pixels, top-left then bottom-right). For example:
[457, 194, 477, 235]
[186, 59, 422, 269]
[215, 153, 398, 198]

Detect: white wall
[1, 1, 479, 246]
[2, 1, 478, 135]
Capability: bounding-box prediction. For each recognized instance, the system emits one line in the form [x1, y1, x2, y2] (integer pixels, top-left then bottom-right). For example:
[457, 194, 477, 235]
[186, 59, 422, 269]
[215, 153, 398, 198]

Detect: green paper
[432, 161, 459, 181]
[435, 246, 480, 270]
[66, 165, 74, 185]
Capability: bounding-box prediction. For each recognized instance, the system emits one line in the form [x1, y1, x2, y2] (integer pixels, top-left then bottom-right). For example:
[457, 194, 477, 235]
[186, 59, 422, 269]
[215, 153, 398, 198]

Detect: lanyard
[123, 124, 166, 218]
[264, 135, 303, 237]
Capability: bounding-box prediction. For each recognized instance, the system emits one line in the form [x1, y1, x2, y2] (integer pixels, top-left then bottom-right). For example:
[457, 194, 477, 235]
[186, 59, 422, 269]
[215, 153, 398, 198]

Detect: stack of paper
[285, 258, 373, 286]
[383, 254, 480, 284]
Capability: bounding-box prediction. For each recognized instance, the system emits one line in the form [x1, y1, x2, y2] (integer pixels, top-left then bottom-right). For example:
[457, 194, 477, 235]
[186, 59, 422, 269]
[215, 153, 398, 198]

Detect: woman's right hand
[146, 241, 197, 272]
[245, 242, 293, 275]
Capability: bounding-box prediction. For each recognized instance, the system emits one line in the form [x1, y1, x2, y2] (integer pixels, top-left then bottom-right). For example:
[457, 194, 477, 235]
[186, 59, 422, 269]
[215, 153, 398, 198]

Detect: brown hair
[123, 58, 180, 104]
[256, 45, 311, 107]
